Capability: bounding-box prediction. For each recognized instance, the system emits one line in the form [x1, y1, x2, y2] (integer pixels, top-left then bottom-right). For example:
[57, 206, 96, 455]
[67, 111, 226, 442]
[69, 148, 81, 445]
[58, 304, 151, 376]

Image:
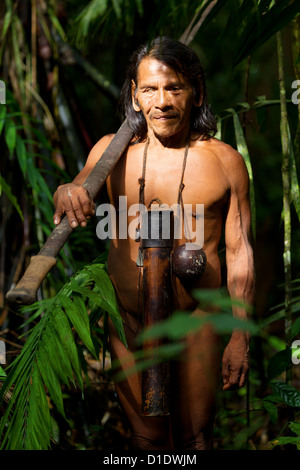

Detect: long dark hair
[119, 36, 217, 142]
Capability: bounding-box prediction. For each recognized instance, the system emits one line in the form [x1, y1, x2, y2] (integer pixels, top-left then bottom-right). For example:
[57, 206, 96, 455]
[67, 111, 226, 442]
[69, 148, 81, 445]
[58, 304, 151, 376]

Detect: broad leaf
[267, 348, 291, 381]
[271, 382, 300, 407]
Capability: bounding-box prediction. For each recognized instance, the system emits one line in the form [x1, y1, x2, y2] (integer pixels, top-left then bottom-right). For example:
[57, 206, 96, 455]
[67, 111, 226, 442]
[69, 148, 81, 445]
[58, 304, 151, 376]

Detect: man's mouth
[152, 114, 177, 120]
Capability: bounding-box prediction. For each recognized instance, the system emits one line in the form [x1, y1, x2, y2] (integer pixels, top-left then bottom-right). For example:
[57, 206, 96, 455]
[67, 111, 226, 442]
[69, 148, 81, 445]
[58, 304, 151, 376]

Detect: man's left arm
[222, 150, 255, 391]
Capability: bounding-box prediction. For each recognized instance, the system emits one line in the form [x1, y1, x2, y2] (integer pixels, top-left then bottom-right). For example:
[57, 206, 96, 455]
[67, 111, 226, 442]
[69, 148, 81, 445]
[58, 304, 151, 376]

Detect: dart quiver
[141, 208, 174, 416]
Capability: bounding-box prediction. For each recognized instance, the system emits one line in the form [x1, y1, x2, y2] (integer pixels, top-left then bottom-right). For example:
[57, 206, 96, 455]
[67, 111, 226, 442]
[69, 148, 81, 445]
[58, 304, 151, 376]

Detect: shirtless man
[53, 37, 255, 450]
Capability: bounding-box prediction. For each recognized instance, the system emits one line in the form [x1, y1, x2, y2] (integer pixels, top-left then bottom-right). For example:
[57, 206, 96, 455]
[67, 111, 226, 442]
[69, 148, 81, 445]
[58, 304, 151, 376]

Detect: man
[53, 37, 255, 450]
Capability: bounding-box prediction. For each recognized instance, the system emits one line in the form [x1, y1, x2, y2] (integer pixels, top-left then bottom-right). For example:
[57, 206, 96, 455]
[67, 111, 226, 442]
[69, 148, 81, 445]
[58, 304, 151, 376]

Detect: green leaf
[1, 8, 12, 40]
[4, 118, 16, 154]
[231, 109, 256, 237]
[271, 436, 300, 448]
[0, 173, 23, 221]
[36, 343, 65, 418]
[41, 321, 74, 387]
[267, 348, 291, 381]
[192, 287, 250, 311]
[59, 291, 96, 357]
[271, 382, 300, 407]
[0, 105, 6, 137]
[24, 366, 51, 449]
[110, 313, 127, 347]
[262, 399, 278, 424]
[288, 123, 300, 222]
[289, 421, 300, 436]
[52, 307, 83, 388]
[15, 135, 27, 173]
[138, 310, 256, 344]
[86, 265, 121, 317]
[138, 311, 204, 343]
[0, 255, 127, 449]
[112, 0, 122, 18]
[47, 5, 67, 41]
[135, 0, 144, 17]
[291, 316, 300, 339]
[0, 8, 12, 64]
[73, 0, 108, 45]
[234, 1, 300, 65]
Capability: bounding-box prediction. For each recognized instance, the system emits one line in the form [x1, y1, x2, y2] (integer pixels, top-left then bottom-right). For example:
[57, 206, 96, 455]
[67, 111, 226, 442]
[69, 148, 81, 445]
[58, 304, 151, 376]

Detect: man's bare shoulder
[84, 133, 116, 168]
[92, 133, 116, 155]
[196, 137, 249, 183]
[195, 137, 243, 163]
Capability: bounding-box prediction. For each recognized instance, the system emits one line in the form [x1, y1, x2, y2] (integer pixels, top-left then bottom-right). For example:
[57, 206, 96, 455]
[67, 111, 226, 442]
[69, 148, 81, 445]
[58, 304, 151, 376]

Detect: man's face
[132, 57, 199, 142]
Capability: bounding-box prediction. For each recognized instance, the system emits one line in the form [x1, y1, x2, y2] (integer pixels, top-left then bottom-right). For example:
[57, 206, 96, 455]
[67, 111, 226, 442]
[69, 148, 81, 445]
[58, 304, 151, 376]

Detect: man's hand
[53, 183, 95, 228]
[222, 334, 249, 390]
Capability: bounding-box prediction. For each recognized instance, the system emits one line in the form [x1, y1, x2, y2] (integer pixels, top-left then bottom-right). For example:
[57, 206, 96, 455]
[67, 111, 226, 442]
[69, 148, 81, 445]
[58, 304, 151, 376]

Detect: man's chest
[107, 148, 229, 213]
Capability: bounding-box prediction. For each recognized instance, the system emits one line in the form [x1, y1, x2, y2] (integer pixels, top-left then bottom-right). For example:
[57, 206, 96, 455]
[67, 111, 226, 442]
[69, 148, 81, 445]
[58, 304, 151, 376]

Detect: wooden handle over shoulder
[6, 255, 57, 305]
[6, 119, 134, 305]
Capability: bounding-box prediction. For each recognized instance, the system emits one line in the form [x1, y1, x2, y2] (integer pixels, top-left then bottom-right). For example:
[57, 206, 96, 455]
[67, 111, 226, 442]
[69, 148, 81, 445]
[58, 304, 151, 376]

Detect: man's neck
[147, 127, 192, 150]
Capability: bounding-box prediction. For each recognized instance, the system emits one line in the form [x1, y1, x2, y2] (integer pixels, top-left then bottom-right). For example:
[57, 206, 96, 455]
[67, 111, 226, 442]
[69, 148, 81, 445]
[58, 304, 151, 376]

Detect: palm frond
[0, 257, 125, 450]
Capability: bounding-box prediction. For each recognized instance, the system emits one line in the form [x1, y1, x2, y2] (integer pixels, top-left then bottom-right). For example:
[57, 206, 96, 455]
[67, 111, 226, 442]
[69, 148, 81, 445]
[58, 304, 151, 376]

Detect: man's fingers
[53, 206, 64, 225]
[239, 365, 249, 388]
[222, 360, 238, 390]
[53, 184, 95, 228]
[222, 363, 230, 387]
[78, 194, 95, 218]
[64, 201, 80, 228]
[70, 196, 95, 227]
[222, 365, 248, 390]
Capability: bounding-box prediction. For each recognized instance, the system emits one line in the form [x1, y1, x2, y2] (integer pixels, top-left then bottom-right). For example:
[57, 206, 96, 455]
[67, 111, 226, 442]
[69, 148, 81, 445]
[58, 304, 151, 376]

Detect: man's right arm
[53, 134, 115, 228]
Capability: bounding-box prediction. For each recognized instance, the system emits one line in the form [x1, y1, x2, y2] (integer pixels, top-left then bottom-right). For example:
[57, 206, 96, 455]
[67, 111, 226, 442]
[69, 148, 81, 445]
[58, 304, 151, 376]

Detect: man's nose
[155, 89, 171, 108]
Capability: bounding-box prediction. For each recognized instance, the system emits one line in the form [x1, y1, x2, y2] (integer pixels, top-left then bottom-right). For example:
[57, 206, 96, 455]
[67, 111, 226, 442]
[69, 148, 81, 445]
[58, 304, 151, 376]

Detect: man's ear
[131, 80, 141, 112]
[193, 78, 203, 108]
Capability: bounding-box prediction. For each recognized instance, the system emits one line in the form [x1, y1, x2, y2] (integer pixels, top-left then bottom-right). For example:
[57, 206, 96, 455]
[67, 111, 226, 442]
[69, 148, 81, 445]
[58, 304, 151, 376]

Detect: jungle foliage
[1, 0, 300, 451]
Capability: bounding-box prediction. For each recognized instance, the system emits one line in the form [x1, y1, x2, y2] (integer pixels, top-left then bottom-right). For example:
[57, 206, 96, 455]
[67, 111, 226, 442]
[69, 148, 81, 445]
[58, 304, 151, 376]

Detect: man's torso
[106, 136, 231, 315]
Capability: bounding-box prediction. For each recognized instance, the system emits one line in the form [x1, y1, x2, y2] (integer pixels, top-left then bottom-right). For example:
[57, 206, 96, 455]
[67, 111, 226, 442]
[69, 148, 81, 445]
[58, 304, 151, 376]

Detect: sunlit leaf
[231, 108, 256, 237]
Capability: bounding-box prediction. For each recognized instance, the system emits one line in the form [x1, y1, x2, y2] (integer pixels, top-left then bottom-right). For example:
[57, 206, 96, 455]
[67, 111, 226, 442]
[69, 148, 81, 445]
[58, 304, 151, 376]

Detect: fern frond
[0, 257, 125, 450]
